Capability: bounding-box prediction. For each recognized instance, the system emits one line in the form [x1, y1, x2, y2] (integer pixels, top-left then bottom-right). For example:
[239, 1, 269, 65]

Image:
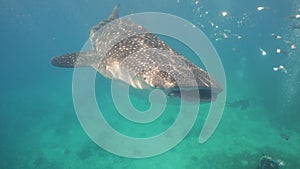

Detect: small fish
[289, 25, 300, 29]
[273, 65, 287, 74]
[257, 6, 269, 11]
[271, 33, 283, 40]
[280, 133, 290, 141]
[222, 32, 229, 39]
[279, 65, 288, 73]
[209, 20, 215, 27]
[276, 48, 289, 56]
[226, 99, 249, 110]
[233, 34, 242, 39]
[259, 48, 267, 56]
[288, 14, 300, 19]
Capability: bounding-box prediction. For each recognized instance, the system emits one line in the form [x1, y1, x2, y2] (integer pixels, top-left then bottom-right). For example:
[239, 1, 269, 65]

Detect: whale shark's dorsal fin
[108, 3, 119, 21]
[90, 3, 120, 37]
[52, 4, 121, 69]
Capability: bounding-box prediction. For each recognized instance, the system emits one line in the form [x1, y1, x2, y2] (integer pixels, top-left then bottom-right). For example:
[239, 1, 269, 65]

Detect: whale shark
[51, 4, 223, 102]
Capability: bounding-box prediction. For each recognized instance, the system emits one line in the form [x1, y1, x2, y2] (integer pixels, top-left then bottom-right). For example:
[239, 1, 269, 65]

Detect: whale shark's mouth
[167, 88, 221, 102]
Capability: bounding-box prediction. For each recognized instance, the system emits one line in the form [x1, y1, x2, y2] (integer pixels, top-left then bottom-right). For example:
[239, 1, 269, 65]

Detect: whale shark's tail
[51, 51, 97, 68]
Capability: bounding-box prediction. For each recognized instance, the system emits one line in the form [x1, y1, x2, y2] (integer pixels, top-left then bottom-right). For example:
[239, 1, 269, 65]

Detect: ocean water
[1, 0, 300, 168]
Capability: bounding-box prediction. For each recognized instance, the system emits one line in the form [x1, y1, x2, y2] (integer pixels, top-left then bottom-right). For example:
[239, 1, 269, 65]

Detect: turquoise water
[1, 0, 300, 168]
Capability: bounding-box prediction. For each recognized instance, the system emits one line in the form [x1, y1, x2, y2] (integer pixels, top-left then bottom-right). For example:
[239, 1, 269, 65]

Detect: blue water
[1, 0, 300, 168]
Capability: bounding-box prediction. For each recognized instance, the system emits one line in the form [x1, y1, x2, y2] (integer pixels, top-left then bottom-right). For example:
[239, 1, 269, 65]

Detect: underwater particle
[221, 11, 228, 17]
[224, 29, 231, 33]
[208, 21, 219, 29]
[271, 33, 283, 40]
[233, 33, 242, 39]
[237, 13, 249, 28]
[237, 20, 242, 26]
[222, 32, 229, 39]
[257, 6, 265, 11]
[257, 6, 269, 11]
[177, 0, 179, 3]
[196, 22, 205, 28]
[276, 48, 281, 54]
[291, 44, 296, 49]
[273, 67, 279, 71]
[195, 0, 199, 5]
[279, 65, 288, 73]
[209, 20, 214, 27]
[273, 65, 288, 74]
[276, 48, 288, 56]
[259, 48, 267, 56]
[274, 65, 288, 73]
[232, 48, 239, 52]
[283, 39, 293, 45]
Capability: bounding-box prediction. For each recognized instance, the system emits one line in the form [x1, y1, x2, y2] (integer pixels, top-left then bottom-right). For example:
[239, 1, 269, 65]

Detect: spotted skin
[51, 4, 222, 101]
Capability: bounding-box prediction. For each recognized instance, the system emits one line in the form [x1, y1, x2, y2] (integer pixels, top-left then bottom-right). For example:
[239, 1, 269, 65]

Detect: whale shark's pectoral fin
[51, 51, 98, 68]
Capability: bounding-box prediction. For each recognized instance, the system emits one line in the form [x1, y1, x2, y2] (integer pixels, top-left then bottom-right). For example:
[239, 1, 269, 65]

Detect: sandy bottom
[1, 82, 299, 169]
